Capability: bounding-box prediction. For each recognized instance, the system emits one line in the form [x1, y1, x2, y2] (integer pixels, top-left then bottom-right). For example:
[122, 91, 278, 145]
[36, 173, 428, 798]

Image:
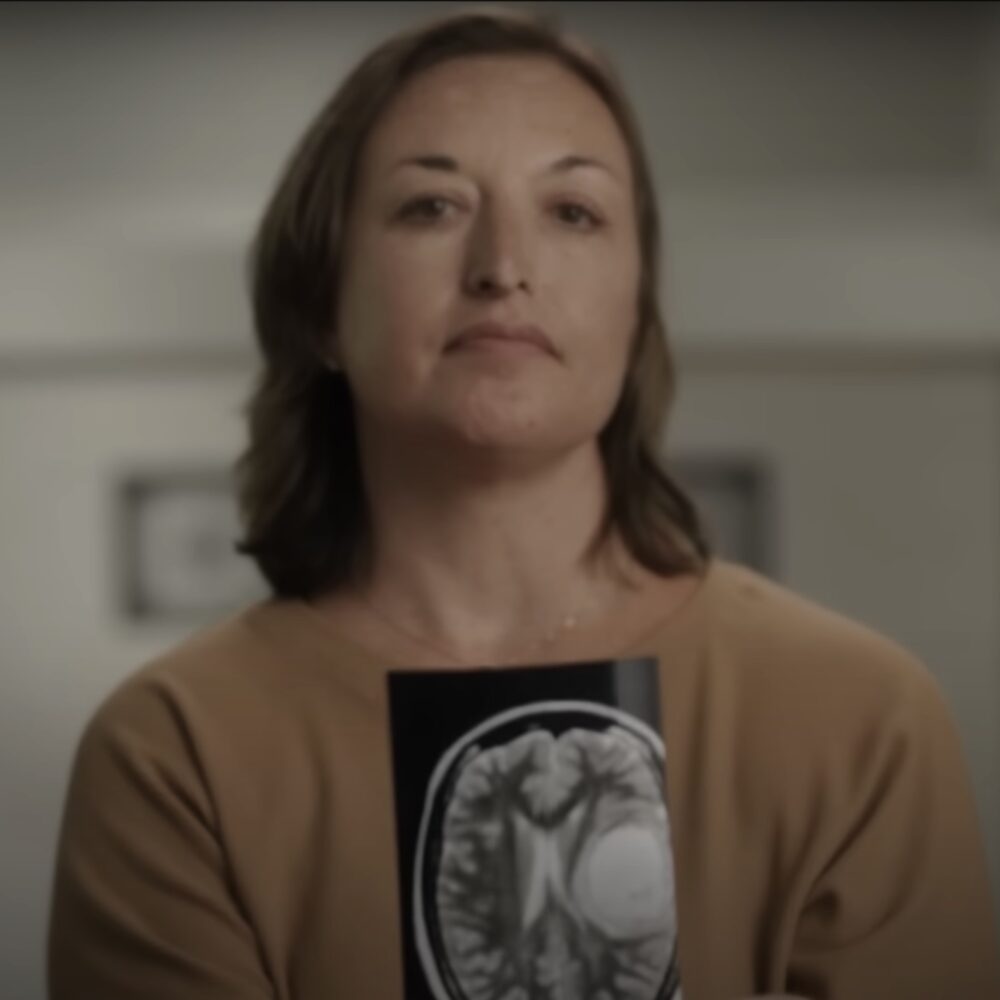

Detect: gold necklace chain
[357, 588, 604, 667]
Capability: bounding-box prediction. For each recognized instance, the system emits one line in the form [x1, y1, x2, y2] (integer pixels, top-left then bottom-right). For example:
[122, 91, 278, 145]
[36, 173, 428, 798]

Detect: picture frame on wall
[116, 466, 266, 622]
[670, 453, 777, 576]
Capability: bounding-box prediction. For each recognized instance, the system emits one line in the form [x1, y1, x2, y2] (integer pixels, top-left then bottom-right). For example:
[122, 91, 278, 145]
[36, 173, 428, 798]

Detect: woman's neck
[351, 435, 635, 663]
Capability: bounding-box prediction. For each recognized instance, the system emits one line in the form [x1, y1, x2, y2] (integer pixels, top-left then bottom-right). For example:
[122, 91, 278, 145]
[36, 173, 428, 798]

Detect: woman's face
[335, 54, 641, 459]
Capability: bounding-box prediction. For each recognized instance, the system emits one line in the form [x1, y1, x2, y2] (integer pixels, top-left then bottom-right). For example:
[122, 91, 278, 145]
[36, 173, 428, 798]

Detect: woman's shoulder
[694, 562, 970, 826]
[113, 602, 282, 692]
[80, 599, 337, 749]
[702, 559, 945, 720]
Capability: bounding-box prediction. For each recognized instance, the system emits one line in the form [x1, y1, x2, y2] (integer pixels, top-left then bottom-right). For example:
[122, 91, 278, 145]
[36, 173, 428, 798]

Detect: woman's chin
[449, 396, 560, 446]
[437, 413, 601, 472]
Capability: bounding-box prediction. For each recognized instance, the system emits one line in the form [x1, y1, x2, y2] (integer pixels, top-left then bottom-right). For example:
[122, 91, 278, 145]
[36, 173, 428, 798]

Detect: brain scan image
[410, 702, 682, 1000]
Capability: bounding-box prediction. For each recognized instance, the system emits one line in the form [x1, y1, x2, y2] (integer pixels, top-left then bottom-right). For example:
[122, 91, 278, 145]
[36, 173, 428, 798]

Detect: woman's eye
[554, 201, 602, 229]
[397, 196, 455, 223]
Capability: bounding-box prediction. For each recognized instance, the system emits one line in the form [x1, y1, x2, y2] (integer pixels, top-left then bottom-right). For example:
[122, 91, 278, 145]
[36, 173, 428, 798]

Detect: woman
[47, 7, 998, 999]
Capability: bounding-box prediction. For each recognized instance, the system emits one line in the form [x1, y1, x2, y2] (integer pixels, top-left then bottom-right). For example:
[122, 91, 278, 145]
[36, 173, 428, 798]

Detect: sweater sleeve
[785, 662, 1000, 999]
[47, 678, 276, 1000]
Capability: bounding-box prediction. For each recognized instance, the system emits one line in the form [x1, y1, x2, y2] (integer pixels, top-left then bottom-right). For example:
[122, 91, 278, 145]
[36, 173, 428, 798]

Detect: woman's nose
[462, 201, 532, 298]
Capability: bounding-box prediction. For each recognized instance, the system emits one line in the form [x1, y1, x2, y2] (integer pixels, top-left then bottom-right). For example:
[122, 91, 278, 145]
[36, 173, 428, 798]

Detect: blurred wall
[2, 3, 999, 997]
[991, 3, 1000, 174]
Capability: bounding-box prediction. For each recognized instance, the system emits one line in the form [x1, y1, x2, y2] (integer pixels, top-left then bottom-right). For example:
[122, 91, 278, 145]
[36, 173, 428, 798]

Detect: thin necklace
[356, 587, 609, 667]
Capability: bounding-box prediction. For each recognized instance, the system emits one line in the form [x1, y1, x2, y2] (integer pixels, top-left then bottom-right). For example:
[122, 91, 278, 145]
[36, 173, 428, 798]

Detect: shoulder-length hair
[235, 5, 710, 598]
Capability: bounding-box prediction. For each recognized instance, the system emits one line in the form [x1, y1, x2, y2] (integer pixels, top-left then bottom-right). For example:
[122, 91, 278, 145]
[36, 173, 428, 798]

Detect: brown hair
[235, 4, 710, 598]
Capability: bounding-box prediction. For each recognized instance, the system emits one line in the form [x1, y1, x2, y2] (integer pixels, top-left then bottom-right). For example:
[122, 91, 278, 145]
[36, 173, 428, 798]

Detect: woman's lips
[447, 321, 558, 357]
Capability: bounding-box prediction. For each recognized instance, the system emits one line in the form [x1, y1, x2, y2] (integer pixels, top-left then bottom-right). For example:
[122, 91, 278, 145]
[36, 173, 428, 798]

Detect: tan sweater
[47, 560, 1000, 999]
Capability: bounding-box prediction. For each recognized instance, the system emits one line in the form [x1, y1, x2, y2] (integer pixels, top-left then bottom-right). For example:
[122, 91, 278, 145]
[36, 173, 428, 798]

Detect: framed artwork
[116, 467, 266, 621]
[670, 453, 777, 576]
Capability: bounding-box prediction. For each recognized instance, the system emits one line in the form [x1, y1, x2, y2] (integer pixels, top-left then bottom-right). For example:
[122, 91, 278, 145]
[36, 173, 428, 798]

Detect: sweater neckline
[246, 556, 725, 709]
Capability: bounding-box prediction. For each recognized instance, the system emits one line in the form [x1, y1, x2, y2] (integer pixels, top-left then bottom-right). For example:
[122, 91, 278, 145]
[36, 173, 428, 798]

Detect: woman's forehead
[361, 54, 630, 175]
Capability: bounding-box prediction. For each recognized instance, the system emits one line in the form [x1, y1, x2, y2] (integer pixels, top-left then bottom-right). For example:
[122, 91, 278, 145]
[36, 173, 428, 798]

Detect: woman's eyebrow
[390, 153, 621, 183]
[546, 154, 620, 183]
[391, 154, 460, 173]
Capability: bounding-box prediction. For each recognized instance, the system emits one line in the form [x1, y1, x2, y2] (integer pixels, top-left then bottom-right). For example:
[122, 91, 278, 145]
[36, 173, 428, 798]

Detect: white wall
[990, 3, 1000, 175]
